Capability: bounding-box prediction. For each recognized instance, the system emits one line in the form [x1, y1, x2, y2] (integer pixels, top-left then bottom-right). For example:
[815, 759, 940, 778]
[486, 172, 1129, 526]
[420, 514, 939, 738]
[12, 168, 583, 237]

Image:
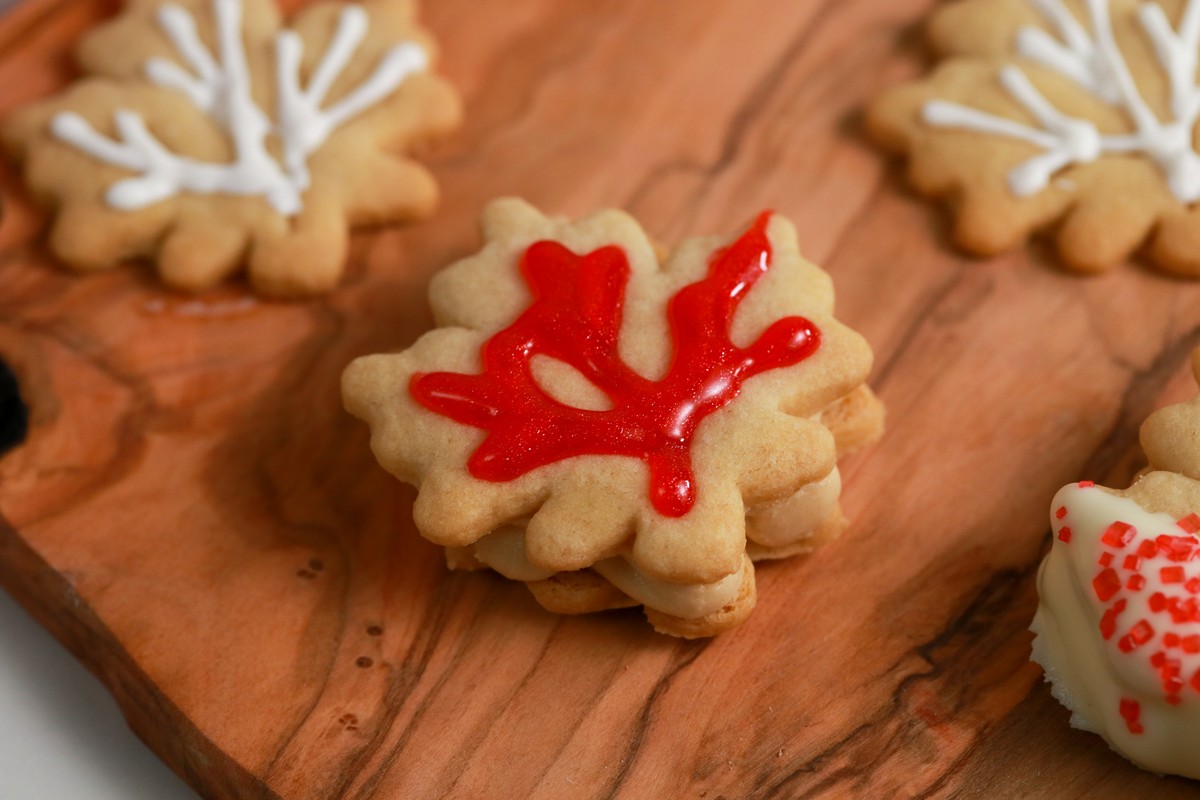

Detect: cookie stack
[342, 198, 883, 637]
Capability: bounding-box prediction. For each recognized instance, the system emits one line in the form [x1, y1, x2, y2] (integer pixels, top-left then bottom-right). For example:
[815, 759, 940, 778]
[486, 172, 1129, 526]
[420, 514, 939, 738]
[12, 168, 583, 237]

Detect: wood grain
[1, 0, 1200, 797]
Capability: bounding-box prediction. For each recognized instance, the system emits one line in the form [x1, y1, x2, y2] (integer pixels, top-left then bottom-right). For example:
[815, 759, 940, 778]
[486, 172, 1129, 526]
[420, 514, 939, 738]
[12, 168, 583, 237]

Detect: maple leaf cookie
[1034, 349, 1200, 777]
[2, 0, 461, 297]
[342, 199, 884, 637]
[868, 0, 1200, 276]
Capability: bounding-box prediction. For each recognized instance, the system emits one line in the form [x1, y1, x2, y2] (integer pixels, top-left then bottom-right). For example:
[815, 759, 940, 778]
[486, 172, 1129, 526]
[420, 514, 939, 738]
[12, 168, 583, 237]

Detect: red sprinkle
[1099, 552, 1115, 568]
[1055, 506, 1068, 520]
[1102, 522, 1136, 548]
[1093, 568, 1123, 602]
[1118, 620, 1155, 653]
[1120, 698, 1144, 734]
[1162, 566, 1186, 584]
[1079, 481, 1095, 488]
[1058, 526, 1073, 543]
[1138, 540, 1159, 559]
[1100, 599, 1127, 640]
[1126, 574, 1147, 591]
[1157, 535, 1197, 562]
[1123, 555, 1142, 571]
[1179, 514, 1200, 534]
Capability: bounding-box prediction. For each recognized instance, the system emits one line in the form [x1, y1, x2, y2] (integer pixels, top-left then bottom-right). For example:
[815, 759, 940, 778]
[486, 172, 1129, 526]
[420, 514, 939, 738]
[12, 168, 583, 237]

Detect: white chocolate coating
[1032, 482, 1200, 778]
[469, 528, 742, 620]
[746, 467, 840, 547]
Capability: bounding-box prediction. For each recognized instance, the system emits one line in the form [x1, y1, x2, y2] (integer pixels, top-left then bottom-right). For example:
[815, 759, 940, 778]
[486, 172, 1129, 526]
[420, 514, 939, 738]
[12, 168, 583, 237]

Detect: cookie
[1033, 349, 1200, 778]
[2, 0, 461, 297]
[342, 198, 883, 637]
[867, 0, 1200, 276]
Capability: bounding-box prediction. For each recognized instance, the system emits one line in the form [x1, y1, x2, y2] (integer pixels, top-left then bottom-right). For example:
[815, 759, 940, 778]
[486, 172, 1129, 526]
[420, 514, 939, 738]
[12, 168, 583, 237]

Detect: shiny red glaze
[410, 212, 821, 518]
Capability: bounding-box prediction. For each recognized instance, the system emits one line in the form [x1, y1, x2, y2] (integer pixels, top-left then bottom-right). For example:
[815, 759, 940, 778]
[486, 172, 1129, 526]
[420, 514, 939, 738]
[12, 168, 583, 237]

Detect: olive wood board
[1, 0, 1200, 797]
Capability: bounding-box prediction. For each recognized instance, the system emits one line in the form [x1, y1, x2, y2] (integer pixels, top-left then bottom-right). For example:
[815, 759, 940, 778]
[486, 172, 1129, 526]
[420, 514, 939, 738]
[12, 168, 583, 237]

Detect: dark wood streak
[605, 640, 710, 798]
[625, 0, 841, 225]
[756, 565, 1038, 799]
[1079, 323, 1200, 483]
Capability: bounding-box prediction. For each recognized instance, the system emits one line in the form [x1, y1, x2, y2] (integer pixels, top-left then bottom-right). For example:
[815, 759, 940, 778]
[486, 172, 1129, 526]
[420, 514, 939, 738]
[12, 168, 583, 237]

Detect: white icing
[591, 557, 742, 620]
[1033, 481, 1200, 778]
[468, 529, 743, 620]
[51, 0, 427, 215]
[745, 467, 840, 548]
[921, 0, 1200, 202]
[473, 527, 555, 582]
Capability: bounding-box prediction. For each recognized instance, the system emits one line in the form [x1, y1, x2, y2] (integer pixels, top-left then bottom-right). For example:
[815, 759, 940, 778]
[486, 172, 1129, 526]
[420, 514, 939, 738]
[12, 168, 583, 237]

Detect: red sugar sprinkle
[1165, 633, 1181, 648]
[1058, 527, 1073, 543]
[1138, 541, 1159, 559]
[1119, 620, 1155, 653]
[1150, 592, 1168, 612]
[1099, 552, 1115, 568]
[1055, 506, 1068, 520]
[1187, 577, 1200, 595]
[1179, 514, 1200, 534]
[1127, 574, 1147, 591]
[1162, 566, 1186, 584]
[1193, 670, 1200, 692]
[1157, 535, 1197, 561]
[1184, 635, 1200, 654]
[1102, 522, 1136, 548]
[1123, 555, 1142, 571]
[1120, 698, 1144, 734]
[1079, 481, 1095, 488]
[1101, 600, 1127, 640]
[1094, 568, 1123, 602]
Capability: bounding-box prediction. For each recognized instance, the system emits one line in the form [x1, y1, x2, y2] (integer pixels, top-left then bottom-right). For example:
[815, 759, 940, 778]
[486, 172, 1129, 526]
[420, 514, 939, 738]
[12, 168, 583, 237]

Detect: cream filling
[1034, 483, 1200, 779]
[469, 529, 742, 620]
[746, 467, 840, 547]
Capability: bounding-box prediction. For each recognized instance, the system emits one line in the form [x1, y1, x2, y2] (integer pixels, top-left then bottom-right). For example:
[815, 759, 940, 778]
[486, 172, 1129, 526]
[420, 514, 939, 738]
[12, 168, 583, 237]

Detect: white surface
[0, 587, 199, 800]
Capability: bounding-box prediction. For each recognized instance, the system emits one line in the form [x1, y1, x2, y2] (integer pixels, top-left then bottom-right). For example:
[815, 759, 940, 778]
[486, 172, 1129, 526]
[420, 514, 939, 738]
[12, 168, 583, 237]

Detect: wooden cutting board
[3, 0, 1200, 797]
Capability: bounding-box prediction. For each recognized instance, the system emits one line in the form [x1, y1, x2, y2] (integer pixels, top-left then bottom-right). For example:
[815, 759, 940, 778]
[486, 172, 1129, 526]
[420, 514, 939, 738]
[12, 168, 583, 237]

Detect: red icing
[410, 212, 822, 518]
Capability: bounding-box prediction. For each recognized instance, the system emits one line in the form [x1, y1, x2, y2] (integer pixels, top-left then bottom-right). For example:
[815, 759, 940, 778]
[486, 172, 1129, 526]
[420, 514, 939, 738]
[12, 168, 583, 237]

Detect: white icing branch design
[921, 0, 1200, 202]
[51, 0, 427, 215]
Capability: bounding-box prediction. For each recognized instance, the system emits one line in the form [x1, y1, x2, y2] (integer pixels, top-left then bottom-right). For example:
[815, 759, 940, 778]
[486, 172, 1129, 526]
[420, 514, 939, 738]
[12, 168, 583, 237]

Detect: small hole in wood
[0, 359, 28, 457]
[355, 656, 373, 668]
[366, 625, 384, 637]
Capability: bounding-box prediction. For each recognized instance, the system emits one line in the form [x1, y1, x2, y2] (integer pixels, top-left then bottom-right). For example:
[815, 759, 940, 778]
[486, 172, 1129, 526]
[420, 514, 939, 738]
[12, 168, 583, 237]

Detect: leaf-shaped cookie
[343, 198, 884, 637]
[868, 0, 1200, 275]
[3, 0, 461, 296]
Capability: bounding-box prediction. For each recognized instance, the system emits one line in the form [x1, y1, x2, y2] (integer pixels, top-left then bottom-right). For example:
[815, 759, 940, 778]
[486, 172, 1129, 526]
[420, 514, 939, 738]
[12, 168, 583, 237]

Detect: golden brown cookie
[3, 0, 461, 296]
[342, 198, 883, 637]
[868, 0, 1200, 275]
[1032, 349, 1200, 778]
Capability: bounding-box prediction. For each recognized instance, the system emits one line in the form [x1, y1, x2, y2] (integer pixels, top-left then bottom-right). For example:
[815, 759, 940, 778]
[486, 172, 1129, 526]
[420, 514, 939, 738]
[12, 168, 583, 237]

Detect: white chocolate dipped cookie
[1033, 350, 1200, 777]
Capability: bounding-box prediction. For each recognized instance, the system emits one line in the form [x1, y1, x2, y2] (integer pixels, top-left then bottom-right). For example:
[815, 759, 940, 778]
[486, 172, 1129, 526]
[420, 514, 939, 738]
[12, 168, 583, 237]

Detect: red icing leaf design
[410, 212, 822, 517]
